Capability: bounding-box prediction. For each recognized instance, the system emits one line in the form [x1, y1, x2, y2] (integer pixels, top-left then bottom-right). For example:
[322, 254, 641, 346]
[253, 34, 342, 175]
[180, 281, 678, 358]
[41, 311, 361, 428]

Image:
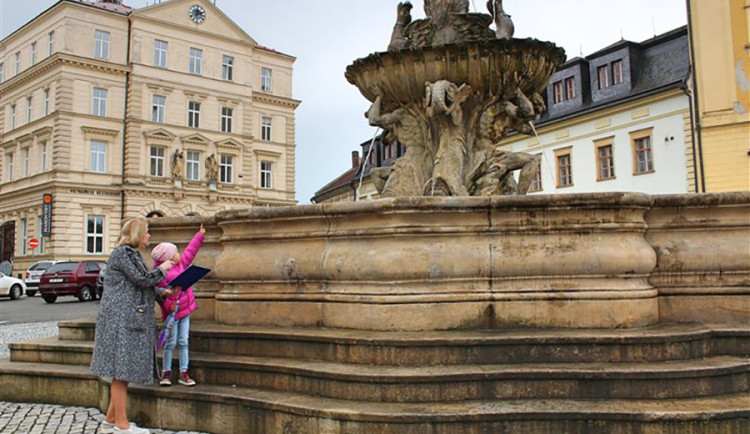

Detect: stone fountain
[346, 0, 565, 197]
[1, 2, 748, 433]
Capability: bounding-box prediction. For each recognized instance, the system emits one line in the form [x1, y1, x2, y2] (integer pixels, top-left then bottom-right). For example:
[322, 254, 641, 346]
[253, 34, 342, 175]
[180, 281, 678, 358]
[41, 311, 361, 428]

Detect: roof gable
[133, 0, 256, 45]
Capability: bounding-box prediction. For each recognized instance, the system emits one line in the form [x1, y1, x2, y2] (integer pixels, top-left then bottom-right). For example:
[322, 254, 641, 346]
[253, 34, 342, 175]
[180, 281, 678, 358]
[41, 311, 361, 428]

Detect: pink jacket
[154, 231, 204, 321]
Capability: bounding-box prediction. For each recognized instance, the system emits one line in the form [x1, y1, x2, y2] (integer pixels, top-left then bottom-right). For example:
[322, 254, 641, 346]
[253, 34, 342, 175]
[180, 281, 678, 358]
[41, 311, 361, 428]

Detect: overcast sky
[1, 0, 688, 203]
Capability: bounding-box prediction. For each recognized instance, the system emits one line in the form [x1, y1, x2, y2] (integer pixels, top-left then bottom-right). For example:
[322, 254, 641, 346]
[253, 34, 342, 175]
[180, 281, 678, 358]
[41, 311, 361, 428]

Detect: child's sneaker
[178, 370, 196, 386]
[100, 420, 115, 433]
[159, 371, 171, 386]
[113, 422, 150, 434]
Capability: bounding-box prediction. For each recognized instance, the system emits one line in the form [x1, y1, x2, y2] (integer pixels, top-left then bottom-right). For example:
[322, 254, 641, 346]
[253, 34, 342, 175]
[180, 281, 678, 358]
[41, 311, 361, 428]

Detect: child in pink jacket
[150, 224, 205, 387]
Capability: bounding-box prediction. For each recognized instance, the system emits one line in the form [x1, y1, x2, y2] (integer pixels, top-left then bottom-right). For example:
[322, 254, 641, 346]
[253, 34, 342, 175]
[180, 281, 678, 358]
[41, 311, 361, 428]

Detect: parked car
[0, 272, 27, 300]
[39, 261, 107, 304]
[24, 260, 59, 297]
[96, 264, 107, 298]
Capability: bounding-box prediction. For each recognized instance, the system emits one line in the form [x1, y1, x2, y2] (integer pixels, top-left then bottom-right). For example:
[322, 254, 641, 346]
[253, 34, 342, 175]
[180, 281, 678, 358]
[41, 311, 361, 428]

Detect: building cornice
[253, 92, 301, 109]
[0, 53, 128, 94]
[81, 126, 120, 137]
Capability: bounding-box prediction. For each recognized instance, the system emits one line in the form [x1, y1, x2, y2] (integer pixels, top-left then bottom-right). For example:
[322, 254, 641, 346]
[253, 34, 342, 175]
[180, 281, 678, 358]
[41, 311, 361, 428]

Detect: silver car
[0, 271, 26, 300]
[24, 260, 59, 297]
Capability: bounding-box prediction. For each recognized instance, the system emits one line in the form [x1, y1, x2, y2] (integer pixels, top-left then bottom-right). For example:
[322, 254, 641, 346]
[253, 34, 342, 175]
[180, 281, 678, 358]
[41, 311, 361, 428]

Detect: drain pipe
[120, 16, 132, 220]
[686, 0, 706, 193]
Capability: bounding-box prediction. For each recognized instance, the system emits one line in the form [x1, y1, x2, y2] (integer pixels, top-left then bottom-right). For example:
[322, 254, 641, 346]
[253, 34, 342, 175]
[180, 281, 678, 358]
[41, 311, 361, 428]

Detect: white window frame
[154, 40, 168, 68]
[22, 148, 29, 177]
[221, 107, 233, 133]
[261, 116, 272, 141]
[90, 140, 107, 173]
[260, 160, 272, 189]
[92, 87, 108, 117]
[21, 218, 27, 256]
[31, 42, 37, 66]
[26, 96, 32, 123]
[10, 105, 16, 129]
[0, 62, 4, 83]
[219, 154, 233, 183]
[48, 31, 55, 56]
[86, 215, 105, 254]
[6, 153, 13, 181]
[188, 101, 200, 128]
[149, 146, 166, 177]
[189, 47, 202, 75]
[94, 30, 110, 60]
[43, 89, 50, 116]
[152, 95, 166, 123]
[261, 67, 272, 92]
[222, 55, 234, 81]
[15, 52, 20, 74]
[186, 150, 200, 180]
[40, 142, 47, 172]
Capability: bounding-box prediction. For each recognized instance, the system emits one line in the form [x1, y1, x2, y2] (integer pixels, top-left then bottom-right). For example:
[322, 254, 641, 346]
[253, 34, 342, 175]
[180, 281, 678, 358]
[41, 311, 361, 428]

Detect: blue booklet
[166, 265, 211, 289]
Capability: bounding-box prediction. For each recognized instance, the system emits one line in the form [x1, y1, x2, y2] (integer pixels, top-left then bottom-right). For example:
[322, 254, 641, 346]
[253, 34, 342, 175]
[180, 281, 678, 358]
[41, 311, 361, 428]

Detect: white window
[222, 55, 233, 80]
[0, 63, 4, 83]
[48, 31, 55, 56]
[188, 101, 200, 128]
[152, 95, 165, 123]
[6, 153, 13, 181]
[21, 218, 27, 256]
[150, 146, 165, 177]
[15, 52, 21, 74]
[31, 43, 37, 66]
[37, 216, 45, 254]
[92, 87, 107, 117]
[221, 107, 233, 133]
[220, 154, 233, 183]
[40, 142, 47, 172]
[261, 116, 272, 141]
[189, 48, 202, 75]
[154, 40, 168, 67]
[43, 89, 50, 116]
[10, 105, 16, 129]
[86, 215, 105, 254]
[26, 97, 32, 123]
[94, 30, 110, 60]
[186, 150, 200, 180]
[260, 161, 272, 189]
[22, 148, 29, 177]
[90, 140, 107, 173]
[261, 67, 272, 92]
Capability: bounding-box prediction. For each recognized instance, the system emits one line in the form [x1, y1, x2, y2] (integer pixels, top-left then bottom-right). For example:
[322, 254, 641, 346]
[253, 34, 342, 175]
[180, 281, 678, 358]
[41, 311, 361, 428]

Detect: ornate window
[188, 101, 200, 128]
[152, 95, 166, 123]
[220, 154, 233, 183]
[261, 116, 272, 141]
[260, 161, 272, 189]
[90, 141, 107, 173]
[150, 146, 166, 177]
[186, 150, 200, 180]
[221, 107, 233, 133]
[92, 88, 108, 117]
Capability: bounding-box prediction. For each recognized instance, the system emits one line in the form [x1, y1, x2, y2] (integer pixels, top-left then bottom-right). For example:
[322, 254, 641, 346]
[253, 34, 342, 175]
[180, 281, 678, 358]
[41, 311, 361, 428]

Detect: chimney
[99, 0, 123, 4]
[351, 151, 360, 168]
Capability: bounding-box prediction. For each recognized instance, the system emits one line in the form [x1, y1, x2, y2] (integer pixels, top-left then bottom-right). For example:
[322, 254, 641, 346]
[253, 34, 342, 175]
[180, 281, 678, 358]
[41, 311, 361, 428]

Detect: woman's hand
[159, 260, 174, 272]
[199, 223, 206, 234]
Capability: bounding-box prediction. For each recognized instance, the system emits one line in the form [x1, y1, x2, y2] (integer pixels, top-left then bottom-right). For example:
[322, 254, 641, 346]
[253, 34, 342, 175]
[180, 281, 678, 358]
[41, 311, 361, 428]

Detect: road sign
[29, 238, 40, 250]
[42, 194, 52, 236]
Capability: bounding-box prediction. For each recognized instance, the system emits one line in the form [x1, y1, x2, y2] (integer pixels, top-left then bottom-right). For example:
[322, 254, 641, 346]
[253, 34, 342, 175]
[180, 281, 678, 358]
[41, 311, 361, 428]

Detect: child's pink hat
[151, 243, 177, 263]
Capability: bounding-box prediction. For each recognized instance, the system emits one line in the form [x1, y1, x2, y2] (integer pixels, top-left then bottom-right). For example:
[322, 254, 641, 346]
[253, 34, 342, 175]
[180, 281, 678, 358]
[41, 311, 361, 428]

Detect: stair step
[9, 338, 750, 401]
[0, 360, 748, 434]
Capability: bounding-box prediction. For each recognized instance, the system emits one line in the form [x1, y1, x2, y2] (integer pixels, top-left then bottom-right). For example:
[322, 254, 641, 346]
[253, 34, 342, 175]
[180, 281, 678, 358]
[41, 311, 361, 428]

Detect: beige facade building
[0, 0, 299, 274]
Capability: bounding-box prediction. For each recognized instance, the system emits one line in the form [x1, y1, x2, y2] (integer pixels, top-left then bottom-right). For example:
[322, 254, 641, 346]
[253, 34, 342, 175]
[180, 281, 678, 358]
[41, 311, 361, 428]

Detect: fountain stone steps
[0, 360, 748, 434]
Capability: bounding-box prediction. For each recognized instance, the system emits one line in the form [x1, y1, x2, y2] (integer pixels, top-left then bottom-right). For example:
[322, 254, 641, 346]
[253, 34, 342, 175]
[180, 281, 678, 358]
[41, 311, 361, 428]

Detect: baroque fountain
[1, 1, 748, 433]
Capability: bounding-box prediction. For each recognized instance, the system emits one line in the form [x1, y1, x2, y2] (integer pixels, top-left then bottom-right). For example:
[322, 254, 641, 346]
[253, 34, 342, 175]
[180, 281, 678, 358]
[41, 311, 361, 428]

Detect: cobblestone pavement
[0, 321, 59, 360]
[0, 402, 209, 434]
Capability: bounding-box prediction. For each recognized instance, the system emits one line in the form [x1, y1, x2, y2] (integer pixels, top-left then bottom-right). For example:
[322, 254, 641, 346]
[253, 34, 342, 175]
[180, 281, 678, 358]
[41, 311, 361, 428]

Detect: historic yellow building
[687, 0, 750, 192]
[0, 0, 299, 273]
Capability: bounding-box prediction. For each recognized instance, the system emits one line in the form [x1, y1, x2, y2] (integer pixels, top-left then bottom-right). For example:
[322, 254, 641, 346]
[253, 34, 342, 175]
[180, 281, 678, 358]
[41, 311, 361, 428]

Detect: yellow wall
[689, 0, 750, 192]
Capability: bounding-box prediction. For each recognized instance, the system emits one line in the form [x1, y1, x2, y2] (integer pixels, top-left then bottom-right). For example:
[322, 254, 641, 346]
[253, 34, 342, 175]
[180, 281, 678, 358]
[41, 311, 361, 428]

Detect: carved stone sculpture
[487, 0, 514, 40]
[170, 149, 184, 179]
[345, 0, 565, 197]
[206, 153, 219, 182]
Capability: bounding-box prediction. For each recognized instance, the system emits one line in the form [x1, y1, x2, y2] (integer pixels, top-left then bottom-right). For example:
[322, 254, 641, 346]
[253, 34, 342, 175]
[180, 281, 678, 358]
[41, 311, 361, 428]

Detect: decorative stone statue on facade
[170, 149, 184, 179]
[205, 153, 219, 183]
[347, 0, 565, 197]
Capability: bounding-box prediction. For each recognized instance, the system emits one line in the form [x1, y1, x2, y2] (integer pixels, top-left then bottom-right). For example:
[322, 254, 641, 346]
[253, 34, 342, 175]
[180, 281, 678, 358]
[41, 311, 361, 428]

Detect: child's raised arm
[180, 224, 205, 267]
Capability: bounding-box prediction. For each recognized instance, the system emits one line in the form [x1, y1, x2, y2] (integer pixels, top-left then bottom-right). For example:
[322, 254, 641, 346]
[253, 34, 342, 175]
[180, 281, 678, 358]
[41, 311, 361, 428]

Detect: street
[0, 294, 99, 325]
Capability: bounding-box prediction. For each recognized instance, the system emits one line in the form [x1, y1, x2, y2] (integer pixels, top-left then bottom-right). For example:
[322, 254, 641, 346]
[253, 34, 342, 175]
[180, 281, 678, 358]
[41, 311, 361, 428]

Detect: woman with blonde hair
[90, 218, 174, 434]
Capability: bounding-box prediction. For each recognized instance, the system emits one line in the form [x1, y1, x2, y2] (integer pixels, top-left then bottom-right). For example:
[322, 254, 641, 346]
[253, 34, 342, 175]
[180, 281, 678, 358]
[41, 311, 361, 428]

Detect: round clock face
[189, 4, 206, 24]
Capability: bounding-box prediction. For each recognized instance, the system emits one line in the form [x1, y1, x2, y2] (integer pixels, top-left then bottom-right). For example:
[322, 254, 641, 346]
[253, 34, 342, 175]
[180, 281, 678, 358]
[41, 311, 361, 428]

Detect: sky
[0, 0, 688, 203]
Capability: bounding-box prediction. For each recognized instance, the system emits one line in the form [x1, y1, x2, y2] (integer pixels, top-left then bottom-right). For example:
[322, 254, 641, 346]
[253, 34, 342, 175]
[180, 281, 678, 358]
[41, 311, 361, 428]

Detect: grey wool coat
[90, 245, 166, 385]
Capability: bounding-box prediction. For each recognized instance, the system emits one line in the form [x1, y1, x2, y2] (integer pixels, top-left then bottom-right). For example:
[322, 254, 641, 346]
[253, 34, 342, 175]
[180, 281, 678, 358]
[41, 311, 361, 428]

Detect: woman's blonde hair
[118, 218, 148, 247]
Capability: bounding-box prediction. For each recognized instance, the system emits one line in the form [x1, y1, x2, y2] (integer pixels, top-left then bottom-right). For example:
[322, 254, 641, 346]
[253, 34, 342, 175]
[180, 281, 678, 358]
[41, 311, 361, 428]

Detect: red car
[39, 261, 107, 304]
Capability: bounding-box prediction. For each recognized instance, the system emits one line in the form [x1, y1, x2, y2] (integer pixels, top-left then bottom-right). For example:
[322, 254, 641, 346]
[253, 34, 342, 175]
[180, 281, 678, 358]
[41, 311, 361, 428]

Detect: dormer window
[565, 77, 576, 99]
[597, 65, 610, 90]
[612, 60, 624, 85]
[552, 81, 564, 104]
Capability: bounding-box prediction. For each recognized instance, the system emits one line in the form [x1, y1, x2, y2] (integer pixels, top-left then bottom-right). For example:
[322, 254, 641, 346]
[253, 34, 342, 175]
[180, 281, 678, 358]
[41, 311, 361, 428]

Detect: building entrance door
[0, 221, 16, 264]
